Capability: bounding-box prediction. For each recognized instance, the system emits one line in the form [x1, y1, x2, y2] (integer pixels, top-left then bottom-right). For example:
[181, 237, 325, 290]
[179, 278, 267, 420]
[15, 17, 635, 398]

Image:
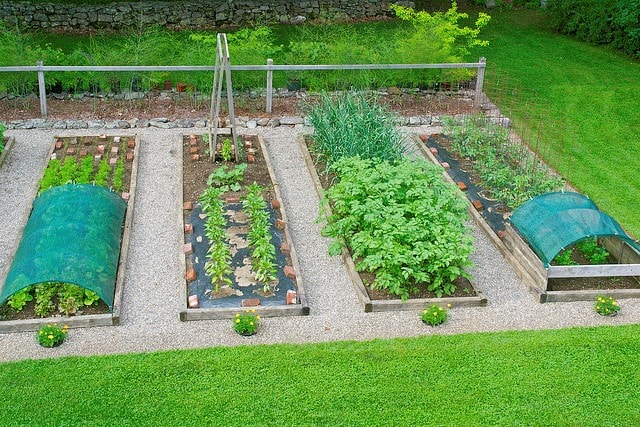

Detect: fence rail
[0, 57, 486, 117]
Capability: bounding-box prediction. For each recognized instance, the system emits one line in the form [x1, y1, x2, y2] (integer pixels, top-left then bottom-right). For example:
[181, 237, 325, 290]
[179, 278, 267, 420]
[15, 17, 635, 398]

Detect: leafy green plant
[321, 156, 474, 300]
[59, 157, 79, 184]
[93, 158, 111, 187]
[0, 122, 5, 153]
[37, 323, 68, 348]
[199, 186, 233, 292]
[76, 155, 94, 184]
[7, 287, 33, 312]
[112, 158, 125, 192]
[233, 309, 260, 336]
[39, 159, 62, 192]
[83, 289, 100, 306]
[305, 92, 408, 170]
[34, 283, 59, 318]
[221, 138, 232, 162]
[421, 304, 449, 326]
[57, 284, 85, 316]
[552, 249, 577, 266]
[206, 163, 247, 192]
[577, 238, 609, 264]
[243, 183, 277, 292]
[595, 295, 620, 316]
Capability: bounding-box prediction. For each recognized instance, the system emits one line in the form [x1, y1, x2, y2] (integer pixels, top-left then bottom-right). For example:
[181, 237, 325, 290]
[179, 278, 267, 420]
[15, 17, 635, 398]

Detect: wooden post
[37, 60, 47, 118]
[266, 58, 273, 114]
[474, 57, 486, 110]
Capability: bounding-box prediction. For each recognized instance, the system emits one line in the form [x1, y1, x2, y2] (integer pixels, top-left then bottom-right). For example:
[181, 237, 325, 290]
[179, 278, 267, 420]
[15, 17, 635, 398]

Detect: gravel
[1, 125, 639, 362]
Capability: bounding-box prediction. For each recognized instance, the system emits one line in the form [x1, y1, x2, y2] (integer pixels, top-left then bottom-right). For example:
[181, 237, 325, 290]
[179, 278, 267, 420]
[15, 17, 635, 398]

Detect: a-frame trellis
[209, 33, 239, 161]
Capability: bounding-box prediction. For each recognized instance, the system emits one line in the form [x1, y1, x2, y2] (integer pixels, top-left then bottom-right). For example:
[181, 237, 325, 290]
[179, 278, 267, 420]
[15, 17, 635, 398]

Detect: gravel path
[1, 125, 638, 362]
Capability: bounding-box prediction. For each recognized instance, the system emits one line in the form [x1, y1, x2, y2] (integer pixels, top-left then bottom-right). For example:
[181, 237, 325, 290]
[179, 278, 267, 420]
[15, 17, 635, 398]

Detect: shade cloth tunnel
[510, 191, 640, 267]
[0, 184, 127, 310]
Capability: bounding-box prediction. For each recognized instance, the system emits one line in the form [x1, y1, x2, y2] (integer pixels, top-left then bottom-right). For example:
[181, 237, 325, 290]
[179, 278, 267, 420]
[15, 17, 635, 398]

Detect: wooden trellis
[209, 33, 239, 162]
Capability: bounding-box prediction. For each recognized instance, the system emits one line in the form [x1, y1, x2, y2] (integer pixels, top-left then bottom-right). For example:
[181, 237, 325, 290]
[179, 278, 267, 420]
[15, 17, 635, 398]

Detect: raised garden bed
[0, 135, 16, 169]
[0, 134, 140, 332]
[299, 134, 486, 312]
[179, 132, 308, 320]
[418, 133, 640, 303]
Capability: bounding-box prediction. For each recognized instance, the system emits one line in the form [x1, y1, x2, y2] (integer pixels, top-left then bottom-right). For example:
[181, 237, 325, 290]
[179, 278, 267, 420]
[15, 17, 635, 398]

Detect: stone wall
[0, 1, 414, 31]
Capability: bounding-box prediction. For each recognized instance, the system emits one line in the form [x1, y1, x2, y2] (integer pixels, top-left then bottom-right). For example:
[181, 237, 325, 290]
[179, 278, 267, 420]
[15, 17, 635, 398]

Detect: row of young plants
[199, 186, 233, 293]
[442, 114, 563, 209]
[308, 92, 475, 300]
[0, 122, 5, 153]
[6, 282, 101, 319]
[40, 153, 126, 193]
[553, 237, 610, 266]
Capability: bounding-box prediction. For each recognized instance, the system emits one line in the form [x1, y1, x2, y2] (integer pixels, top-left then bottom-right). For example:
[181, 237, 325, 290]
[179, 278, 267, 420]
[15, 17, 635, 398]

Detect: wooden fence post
[474, 57, 486, 110]
[266, 58, 273, 114]
[37, 60, 47, 118]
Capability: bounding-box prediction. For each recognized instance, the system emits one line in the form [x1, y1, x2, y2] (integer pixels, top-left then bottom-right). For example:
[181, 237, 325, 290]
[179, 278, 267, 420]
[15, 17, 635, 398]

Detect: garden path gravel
[1, 125, 639, 362]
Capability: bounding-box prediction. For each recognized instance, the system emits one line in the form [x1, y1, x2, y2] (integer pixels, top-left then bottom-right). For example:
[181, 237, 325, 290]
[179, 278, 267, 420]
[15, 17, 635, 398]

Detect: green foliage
[57, 283, 84, 316]
[7, 287, 33, 311]
[34, 282, 59, 318]
[421, 304, 448, 326]
[243, 183, 277, 291]
[206, 163, 247, 192]
[391, 3, 490, 83]
[93, 158, 110, 187]
[306, 92, 408, 170]
[83, 289, 100, 306]
[233, 309, 260, 336]
[0, 122, 5, 153]
[595, 295, 620, 316]
[220, 138, 232, 162]
[199, 186, 233, 291]
[39, 159, 61, 192]
[112, 158, 125, 192]
[321, 156, 474, 300]
[59, 157, 79, 185]
[577, 238, 610, 264]
[36, 323, 68, 348]
[553, 249, 577, 266]
[546, 0, 640, 57]
[442, 114, 563, 208]
[76, 155, 94, 184]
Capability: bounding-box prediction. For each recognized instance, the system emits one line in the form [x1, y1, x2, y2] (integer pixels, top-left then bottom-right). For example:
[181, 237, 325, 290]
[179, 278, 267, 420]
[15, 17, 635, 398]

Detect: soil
[0, 91, 475, 122]
[0, 134, 136, 321]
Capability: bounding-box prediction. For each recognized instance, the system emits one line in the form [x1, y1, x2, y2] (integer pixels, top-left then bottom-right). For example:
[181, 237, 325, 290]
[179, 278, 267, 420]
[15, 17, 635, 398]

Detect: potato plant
[321, 156, 474, 300]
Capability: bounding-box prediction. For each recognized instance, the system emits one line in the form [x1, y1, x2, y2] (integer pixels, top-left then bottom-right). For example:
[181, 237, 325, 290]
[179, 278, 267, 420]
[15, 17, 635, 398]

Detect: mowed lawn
[2, 325, 640, 426]
[472, 8, 640, 237]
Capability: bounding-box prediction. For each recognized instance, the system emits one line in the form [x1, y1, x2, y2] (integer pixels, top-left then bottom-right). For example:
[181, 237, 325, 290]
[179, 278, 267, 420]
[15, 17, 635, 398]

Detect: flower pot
[176, 82, 187, 92]
[163, 80, 172, 90]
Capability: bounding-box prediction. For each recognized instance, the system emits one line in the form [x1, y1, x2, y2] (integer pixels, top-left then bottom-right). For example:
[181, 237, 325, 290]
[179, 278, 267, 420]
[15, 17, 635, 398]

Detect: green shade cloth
[510, 191, 640, 267]
[0, 184, 127, 310]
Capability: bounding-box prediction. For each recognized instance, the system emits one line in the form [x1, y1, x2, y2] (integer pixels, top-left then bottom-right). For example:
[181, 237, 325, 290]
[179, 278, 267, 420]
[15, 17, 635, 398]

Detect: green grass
[471, 8, 640, 238]
[2, 325, 640, 426]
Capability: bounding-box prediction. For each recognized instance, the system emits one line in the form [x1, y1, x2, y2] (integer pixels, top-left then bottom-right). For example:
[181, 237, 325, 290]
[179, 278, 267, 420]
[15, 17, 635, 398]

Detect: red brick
[183, 243, 194, 255]
[275, 219, 285, 230]
[191, 154, 201, 161]
[186, 269, 196, 282]
[247, 148, 256, 155]
[429, 147, 438, 155]
[284, 265, 295, 280]
[110, 146, 119, 155]
[127, 139, 136, 148]
[247, 154, 255, 164]
[113, 136, 121, 143]
[68, 137, 78, 145]
[244, 141, 253, 148]
[188, 295, 199, 308]
[440, 162, 450, 170]
[184, 223, 193, 234]
[121, 192, 130, 201]
[472, 200, 483, 211]
[419, 134, 428, 142]
[270, 199, 281, 209]
[99, 133, 107, 139]
[241, 298, 261, 307]
[497, 230, 506, 239]
[183, 201, 193, 211]
[109, 158, 117, 166]
[79, 149, 88, 157]
[55, 140, 63, 149]
[126, 152, 134, 162]
[94, 154, 102, 162]
[96, 145, 105, 154]
[189, 146, 199, 154]
[457, 181, 467, 191]
[189, 139, 198, 147]
[66, 147, 76, 155]
[286, 290, 297, 305]
[225, 196, 240, 204]
[280, 243, 291, 256]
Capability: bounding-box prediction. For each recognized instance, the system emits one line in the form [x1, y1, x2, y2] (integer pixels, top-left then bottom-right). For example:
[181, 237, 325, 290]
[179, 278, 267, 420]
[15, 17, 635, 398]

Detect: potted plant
[233, 309, 260, 336]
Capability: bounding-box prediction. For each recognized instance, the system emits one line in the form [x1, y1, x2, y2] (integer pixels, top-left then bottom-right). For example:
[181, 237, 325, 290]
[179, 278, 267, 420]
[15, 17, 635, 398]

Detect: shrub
[421, 304, 449, 326]
[233, 309, 260, 336]
[595, 295, 620, 316]
[37, 323, 68, 348]
[321, 156, 474, 300]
